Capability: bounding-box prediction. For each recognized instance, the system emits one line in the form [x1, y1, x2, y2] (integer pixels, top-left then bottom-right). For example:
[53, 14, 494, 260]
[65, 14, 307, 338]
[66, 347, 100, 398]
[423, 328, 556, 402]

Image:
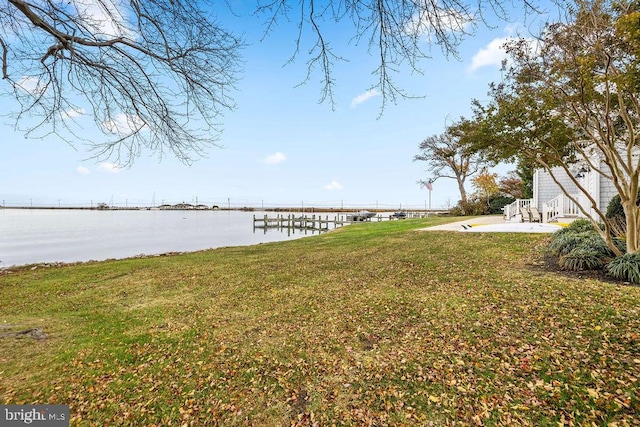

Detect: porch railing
[542, 194, 581, 223]
[503, 199, 532, 221]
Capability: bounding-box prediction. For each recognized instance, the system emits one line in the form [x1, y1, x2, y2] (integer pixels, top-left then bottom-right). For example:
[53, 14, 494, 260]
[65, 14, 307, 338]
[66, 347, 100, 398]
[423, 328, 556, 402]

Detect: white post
[532, 169, 540, 209]
[558, 196, 564, 219]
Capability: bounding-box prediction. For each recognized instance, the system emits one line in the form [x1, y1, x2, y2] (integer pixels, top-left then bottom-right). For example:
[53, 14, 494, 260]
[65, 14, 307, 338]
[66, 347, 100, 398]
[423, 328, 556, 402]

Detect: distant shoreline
[0, 206, 449, 214]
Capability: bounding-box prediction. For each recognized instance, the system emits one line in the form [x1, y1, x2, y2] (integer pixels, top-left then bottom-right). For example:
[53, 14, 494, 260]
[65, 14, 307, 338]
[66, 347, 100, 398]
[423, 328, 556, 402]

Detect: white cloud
[76, 166, 90, 175]
[504, 23, 521, 36]
[72, 0, 134, 40]
[323, 180, 343, 191]
[16, 76, 45, 95]
[262, 152, 286, 165]
[468, 33, 538, 73]
[97, 162, 122, 173]
[350, 89, 380, 108]
[103, 113, 146, 136]
[63, 108, 86, 119]
[406, 6, 473, 39]
[468, 37, 511, 73]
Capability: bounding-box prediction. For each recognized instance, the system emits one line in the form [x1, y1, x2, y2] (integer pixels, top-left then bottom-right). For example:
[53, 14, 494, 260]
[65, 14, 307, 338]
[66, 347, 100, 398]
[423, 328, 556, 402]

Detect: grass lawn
[1, 217, 639, 426]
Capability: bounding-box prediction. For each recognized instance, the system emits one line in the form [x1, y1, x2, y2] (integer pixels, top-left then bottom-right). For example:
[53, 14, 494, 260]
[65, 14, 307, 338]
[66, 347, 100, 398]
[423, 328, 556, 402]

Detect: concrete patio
[422, 215, 563, 233]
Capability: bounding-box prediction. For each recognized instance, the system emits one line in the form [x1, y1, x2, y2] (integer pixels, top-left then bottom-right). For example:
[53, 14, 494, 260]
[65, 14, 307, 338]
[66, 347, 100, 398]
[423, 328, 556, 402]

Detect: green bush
[605, 191, 640, 222]
[549, 221, 614, 257]
[452, 199, 489, 216]
[613, 237, 627, 255]
[561, 218, 597, 234]
[607, 253, 640, 283]
[451, 195, 516, 216]
[606, 194, 625, 219]
[607, 215, 627, 239]
[549, 231, 599, 256]
[559, 247, 607, 271]
[448, 205, 464, 216]
[489, 196, 515, 215]
[583, 233, 618, 257]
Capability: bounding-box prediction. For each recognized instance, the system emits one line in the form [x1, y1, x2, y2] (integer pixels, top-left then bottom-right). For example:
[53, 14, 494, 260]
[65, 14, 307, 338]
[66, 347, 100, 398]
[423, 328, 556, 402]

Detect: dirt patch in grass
[0, 326, 48, 340]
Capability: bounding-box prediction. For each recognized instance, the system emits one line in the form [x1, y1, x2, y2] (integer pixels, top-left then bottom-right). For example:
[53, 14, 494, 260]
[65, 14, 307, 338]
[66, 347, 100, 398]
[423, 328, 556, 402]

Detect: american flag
[426, 181, 433, 191]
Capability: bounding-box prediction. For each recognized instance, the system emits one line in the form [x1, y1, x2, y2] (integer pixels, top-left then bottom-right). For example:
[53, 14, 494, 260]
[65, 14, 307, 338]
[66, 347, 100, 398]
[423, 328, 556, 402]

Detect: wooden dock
[253, 214, 349, 232]
[253, 211, 438, 233]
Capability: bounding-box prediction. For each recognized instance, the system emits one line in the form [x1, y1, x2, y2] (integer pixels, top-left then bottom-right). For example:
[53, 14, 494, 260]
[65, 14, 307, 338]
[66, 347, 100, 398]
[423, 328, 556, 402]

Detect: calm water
[0, 209, 332, 267]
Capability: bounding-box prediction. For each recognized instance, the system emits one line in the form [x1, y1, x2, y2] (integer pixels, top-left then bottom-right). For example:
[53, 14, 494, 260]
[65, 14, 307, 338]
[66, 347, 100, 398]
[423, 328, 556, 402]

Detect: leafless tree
[1, 0, 243, 164]
[1, 0, 547, 164]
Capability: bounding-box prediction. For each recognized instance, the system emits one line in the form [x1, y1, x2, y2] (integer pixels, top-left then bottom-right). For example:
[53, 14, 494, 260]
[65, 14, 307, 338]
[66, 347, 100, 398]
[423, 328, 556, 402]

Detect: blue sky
[0, 1, 550, 210]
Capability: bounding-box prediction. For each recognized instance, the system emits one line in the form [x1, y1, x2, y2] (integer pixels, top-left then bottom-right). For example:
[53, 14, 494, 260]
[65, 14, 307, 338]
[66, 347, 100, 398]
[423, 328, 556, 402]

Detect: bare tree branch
[0, 0, 550, 163]
[1, 0, 244, 165]
[255, 0, 547, 110]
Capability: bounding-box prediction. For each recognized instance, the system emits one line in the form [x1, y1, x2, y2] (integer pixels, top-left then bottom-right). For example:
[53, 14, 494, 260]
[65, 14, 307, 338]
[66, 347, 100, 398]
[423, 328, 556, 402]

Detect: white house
[504, 159, 619, 223]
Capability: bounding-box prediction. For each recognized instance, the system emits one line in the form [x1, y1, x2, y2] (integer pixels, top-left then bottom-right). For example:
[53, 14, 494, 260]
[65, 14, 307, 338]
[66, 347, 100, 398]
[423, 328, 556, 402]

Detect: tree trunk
[457, 178, 467, 204]
[623, 202, 640, 254]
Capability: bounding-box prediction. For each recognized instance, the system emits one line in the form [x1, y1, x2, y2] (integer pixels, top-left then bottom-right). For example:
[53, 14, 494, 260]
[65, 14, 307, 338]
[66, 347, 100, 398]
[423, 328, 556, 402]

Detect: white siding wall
[535, 163, 617, 213]
[534, 167, 579, 209]
[598, 162, 618, 212]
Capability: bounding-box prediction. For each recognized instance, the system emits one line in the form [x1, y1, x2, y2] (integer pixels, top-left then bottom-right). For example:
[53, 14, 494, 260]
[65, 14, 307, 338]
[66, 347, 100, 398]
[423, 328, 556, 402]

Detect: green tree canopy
[414, 118, 489, 207]
[464, 0, 640, 254]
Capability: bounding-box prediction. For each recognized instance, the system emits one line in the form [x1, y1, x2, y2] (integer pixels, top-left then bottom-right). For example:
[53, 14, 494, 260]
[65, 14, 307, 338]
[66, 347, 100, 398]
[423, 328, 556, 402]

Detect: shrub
[466, 200, 490, 216]
[581, 233, 618, 257]
[549, 225, 614, 256]
[613, 237, 627, 255]
[562, 218, 597, 234]
[606, 194, 625, 219]
[451, 195, 516, 216]
[605, 191, 640, 239]
[607, 253, 640, 283]
[559, 247, 607, 271]
[550, 220, 589, 245]
[607, 215, 627, 239]
[488, 195, 515, 215]
[549, 231, 598, 256]
[448, 204, 465, 216]
[451, 199, 489, 216]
